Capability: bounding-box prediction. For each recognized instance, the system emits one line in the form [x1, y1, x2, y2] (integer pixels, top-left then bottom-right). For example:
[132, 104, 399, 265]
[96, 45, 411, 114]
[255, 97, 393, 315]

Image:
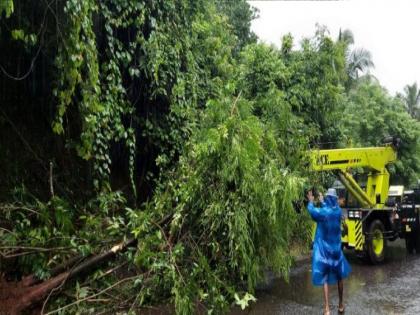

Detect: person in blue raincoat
[307, 188, 351, 315]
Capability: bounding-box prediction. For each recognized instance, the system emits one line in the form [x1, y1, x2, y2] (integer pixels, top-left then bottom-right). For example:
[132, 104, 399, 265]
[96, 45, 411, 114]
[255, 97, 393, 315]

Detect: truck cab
[397, 187, 420, 253]
[386, 185, 405, 206]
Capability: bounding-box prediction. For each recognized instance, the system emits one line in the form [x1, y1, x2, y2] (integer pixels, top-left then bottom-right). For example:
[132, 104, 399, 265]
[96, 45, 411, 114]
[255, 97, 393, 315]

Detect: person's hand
[318, 192, 324, 203]
[307, 190, 314, 202]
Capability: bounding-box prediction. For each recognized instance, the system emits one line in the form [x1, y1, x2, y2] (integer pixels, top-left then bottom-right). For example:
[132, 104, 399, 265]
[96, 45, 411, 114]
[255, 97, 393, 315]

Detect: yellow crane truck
[309, 137, 420, 264]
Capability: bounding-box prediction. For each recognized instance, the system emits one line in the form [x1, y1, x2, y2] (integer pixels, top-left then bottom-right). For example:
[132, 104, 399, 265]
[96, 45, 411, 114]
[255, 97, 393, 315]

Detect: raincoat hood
[325, 195, 339, 208]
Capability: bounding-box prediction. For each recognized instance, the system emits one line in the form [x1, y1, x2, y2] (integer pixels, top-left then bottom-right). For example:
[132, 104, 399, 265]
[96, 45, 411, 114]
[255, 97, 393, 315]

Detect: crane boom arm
[309, 146, 397, 208]
[310, 147, 397, 172]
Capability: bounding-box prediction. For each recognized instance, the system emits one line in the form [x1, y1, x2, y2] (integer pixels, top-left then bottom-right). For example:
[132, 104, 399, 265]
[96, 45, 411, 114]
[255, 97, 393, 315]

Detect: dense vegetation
[0, 1, 419, 313]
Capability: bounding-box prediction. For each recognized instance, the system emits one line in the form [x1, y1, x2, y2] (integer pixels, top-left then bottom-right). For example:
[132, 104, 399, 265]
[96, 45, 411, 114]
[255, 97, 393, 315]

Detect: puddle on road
[231, 241, 420, 315]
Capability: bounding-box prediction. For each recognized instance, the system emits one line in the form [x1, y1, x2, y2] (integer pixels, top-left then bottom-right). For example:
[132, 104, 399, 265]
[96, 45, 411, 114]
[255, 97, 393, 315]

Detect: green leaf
[234, 292, 257, 310]
[11, 29, 24, 41]
[0, 0, 13, 18]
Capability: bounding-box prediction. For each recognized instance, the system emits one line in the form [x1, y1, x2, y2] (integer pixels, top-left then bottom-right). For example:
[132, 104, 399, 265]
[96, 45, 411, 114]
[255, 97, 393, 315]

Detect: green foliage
[280, 28, 347, 145]
[215, 0, 258, 52]
[151, 1, 237, 177]
[341, 80, 420, 184]
[346, 47, 374, 80]
[10, 28, 36, 46]
[337, 28, 374, 90]
[235, 292, 257, 310]
[400, 82, 420, 119]
[237, 43, 288, 97]
[132, 88, 308, 313]
[53, 0, 101, 141]
[2, 0, 420, 313]
[236, 43, 312, 171]
[281, 33, 293, 56]
[235, 33, 348, 149]
[1, 1, 276, 313]
[53, 0, 223, 192]
[0, 0, 13, 18]
[0, 187, 130, 278]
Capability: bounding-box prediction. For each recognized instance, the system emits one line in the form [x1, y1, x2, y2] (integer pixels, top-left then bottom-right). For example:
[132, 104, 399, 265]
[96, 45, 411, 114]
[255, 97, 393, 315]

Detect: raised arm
[307, 191, 327, 222]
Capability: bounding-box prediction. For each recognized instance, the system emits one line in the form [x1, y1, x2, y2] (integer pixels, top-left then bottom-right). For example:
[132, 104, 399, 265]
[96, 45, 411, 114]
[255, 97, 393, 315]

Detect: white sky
[249, 0, 420, 95]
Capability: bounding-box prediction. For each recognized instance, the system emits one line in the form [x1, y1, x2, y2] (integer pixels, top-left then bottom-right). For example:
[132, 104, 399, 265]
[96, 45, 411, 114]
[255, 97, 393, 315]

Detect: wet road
[231, 240, 420, 314]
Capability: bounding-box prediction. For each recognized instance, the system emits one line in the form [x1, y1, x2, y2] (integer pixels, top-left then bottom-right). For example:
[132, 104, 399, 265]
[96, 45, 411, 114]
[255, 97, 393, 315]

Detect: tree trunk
[0, 238, 136, 315]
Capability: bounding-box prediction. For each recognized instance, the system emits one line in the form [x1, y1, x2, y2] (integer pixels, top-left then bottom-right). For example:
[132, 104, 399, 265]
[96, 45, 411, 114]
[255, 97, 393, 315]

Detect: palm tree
[346, 48, 375, 80]
[338, 28, 354, 46]
[402, 83, 420, 119]
[337, 28, 374, 89]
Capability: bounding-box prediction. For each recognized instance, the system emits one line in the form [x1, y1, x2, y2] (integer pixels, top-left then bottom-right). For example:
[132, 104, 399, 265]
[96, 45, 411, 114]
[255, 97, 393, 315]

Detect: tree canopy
[400, 82, 420, 119]
[341, 79, 420, 185]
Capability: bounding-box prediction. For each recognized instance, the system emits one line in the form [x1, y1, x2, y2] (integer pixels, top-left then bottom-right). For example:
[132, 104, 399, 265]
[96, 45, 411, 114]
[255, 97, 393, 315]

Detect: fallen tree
[1, 1, 349, 313]
[0, 90, 313, 314]
[0, 238, 136, 315]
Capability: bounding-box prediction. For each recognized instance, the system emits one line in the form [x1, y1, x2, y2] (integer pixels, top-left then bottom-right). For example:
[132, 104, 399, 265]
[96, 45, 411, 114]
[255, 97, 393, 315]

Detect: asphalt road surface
[231, 240, 420, 315]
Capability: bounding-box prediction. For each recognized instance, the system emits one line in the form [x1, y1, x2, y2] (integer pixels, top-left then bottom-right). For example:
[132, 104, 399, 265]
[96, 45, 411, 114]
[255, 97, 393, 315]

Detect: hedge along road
[231, 240, 420, 315]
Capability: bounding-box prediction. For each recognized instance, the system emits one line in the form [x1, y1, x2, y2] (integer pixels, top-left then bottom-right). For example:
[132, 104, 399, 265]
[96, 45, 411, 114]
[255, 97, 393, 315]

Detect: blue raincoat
[307, 195, 351, 286]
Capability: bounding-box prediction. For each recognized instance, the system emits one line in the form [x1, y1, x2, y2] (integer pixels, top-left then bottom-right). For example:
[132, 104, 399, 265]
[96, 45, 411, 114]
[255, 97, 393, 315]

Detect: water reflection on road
[231, 241, 420, 314]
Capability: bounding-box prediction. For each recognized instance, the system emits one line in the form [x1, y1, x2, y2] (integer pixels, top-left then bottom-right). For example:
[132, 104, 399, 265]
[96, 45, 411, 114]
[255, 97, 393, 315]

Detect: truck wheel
[415, 229, 420, 254]
[367, 220, 386, 264]
[405, 234, 415, 254]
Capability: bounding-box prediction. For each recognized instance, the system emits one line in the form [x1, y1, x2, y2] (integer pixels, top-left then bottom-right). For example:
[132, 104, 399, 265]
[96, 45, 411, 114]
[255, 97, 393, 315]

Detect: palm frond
[403, 82, 420, 118]
[346, 48, 374, 79]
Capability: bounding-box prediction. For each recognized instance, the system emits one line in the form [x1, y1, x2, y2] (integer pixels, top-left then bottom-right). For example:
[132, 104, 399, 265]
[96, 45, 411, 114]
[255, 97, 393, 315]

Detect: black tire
[415, 229, 420, 254]
[367, 220, 386, 264]
[405, 234, 415, 254]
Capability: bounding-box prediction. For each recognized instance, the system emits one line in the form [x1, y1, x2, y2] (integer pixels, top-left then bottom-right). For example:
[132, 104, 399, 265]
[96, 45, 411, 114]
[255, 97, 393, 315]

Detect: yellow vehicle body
[310, 146, 397, 208]
[309, 142, 398, 262]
